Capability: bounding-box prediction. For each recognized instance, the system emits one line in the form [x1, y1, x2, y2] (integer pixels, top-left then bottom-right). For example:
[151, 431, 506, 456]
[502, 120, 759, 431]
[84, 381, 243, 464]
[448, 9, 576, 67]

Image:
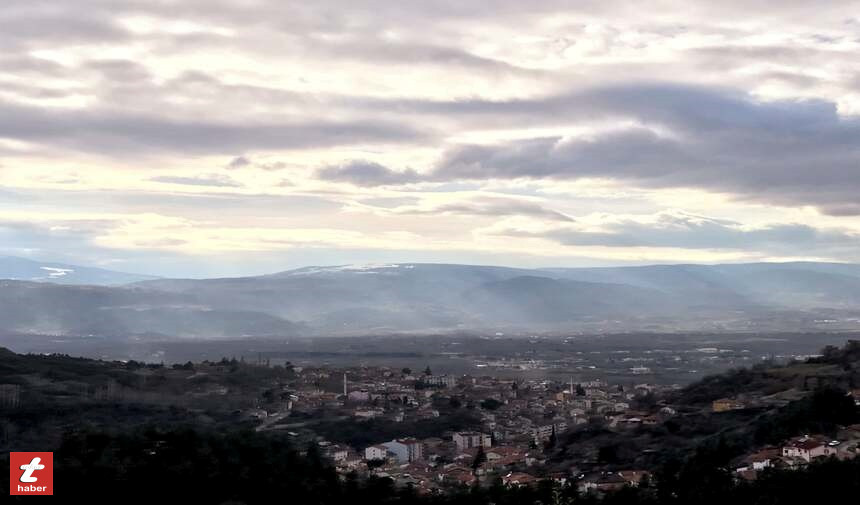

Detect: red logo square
[10, 452, 53, 496]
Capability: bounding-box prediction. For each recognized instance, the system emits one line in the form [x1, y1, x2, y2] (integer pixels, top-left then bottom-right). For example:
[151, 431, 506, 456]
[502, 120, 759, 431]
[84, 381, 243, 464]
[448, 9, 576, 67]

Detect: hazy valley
[4, 259, 860, 341]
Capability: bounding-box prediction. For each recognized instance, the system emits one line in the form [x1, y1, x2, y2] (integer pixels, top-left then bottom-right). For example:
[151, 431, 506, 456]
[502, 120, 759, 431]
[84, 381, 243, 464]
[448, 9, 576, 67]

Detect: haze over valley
[4, 257, 860, 342]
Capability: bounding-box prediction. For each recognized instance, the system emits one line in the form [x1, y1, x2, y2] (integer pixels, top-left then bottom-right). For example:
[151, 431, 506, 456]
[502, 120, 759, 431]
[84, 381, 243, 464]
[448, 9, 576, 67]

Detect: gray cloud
[411, 84, 860, 214]
[311, 82, 860, 214]
[148, 174, 242, 188]
[756, 71, 821, 89]
[0, 9, 127, 47]
[0, 99, 427, 155]
[0, 187, 341, 219]
[226, 156, 251, 169]
[387, 197, 574, 222]
[436, 129, 690, 180]
[0, 55, 68, 77]
[83, 59, 153, 83]
[225, 155, 288, 171]
[491, 212, 859, 251]
[318, 161, 422, 186]
[690, 45, 826, 67]
[357, 196, 422, 208]
[303, 37, 538, 74]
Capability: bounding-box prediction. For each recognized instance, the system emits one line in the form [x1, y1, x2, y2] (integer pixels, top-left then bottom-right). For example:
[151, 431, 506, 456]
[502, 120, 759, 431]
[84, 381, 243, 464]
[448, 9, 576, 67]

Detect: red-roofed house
[503, 472, 538, 486]
[782, 436, 836, 462]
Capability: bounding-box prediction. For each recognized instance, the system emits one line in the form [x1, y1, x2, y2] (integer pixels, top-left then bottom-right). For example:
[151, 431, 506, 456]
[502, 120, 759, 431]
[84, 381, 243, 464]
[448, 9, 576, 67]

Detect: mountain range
[3, 258, 860, 338]
[0, 256, 158, 285]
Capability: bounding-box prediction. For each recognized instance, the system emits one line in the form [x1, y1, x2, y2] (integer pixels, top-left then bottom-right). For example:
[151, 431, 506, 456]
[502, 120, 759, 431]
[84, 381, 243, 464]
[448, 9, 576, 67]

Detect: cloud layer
[2, 1, 860, 275]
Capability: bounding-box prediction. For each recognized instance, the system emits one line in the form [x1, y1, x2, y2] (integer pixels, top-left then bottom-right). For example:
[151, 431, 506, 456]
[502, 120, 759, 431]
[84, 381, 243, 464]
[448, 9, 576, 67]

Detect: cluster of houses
[256, 366, 674, 493]
[731, 426, 860, 481]
[326, 430, 652, 494]
[711, 386, 860, 415]
[238, 363, 860, 493]
[275, 366, 679, 445]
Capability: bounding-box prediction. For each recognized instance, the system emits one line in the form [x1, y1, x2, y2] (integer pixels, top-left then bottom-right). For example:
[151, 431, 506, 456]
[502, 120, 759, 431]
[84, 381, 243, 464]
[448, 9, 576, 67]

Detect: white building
[323, 445, 349, 463]
[453, 432, 492, 451]
[571, 399, 592, 410]
[424, 375, 457, 388]
[782, 436, 836, 462]
[532, 422, 567, 443]
[735, 451, 776, 473]
[365, 445, 388, 461]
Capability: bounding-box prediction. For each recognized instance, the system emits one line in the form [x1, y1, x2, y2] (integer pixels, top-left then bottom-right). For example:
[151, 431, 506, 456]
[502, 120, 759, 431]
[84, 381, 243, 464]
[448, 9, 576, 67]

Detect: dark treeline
[2, 424, 858, 505]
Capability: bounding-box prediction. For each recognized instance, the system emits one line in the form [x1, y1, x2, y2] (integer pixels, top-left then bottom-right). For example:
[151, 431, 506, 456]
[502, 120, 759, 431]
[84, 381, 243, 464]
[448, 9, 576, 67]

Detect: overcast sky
[2, 1, 860, 277]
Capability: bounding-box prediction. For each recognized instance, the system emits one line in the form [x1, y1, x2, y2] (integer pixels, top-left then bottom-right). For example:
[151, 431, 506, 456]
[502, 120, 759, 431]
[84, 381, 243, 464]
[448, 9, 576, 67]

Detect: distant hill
[137, 264, 688, 331]
[543, 262, 860, 309]
[0, 256, 158, 285]
[4, 261, 860, 338]
[132, 261, 860, 335]
[0, 280, 302, 338]
[464, 275, 678, 323]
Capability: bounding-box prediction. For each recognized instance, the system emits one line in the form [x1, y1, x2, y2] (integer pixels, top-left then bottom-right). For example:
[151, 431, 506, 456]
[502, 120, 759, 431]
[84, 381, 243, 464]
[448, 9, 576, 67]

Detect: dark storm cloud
[318, 161, 422, 186]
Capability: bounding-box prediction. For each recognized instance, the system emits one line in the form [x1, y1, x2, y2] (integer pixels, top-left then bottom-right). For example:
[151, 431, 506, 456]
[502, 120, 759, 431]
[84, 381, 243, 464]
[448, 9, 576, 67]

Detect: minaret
[343, 373, 348, 396]
[569, 377, 574, 396]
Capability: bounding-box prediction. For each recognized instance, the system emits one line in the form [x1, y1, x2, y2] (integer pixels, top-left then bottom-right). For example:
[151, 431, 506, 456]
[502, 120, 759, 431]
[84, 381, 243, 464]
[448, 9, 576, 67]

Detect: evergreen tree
[471, 446, 486, 474]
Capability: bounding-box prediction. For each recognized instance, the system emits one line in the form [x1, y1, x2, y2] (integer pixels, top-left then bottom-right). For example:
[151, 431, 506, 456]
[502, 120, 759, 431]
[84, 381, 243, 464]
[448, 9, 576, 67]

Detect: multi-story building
[382, 438, 423, 463]
[453, 431, 491, 452]
[532, 422, 567, 443]
[424, 375, 457, 388]
[323, 444, 349, 463]
[365, 445, 388, 461]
